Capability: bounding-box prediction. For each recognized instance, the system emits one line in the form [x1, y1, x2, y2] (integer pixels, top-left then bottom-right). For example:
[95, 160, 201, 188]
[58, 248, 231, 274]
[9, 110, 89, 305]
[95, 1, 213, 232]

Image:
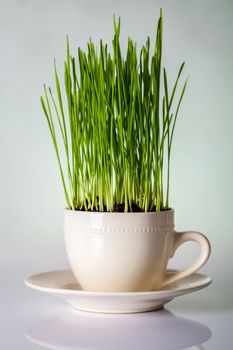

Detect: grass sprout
[41, 10, 187, 212]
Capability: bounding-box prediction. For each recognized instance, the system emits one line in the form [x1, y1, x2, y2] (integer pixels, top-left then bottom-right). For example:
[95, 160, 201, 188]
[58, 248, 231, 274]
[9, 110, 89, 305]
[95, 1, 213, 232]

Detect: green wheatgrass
[41, 10, 187, 212]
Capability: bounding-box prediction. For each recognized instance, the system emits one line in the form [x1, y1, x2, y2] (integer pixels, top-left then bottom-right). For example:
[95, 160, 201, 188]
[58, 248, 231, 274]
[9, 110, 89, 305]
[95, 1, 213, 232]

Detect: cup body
[64, 209, 175, 292]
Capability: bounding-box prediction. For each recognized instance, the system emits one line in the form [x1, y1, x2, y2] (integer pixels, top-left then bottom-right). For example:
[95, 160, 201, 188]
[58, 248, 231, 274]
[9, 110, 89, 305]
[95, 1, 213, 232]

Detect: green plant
[41, 10, 187, 212]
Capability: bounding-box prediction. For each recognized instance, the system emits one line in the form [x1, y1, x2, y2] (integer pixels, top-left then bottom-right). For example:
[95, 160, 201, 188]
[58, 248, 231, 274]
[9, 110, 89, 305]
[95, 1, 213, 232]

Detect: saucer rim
[25, 269, 212, 298]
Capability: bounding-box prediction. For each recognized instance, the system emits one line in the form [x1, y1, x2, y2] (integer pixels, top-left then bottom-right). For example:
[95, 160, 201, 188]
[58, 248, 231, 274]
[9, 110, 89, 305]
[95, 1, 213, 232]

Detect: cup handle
[161, 231, 211, 288]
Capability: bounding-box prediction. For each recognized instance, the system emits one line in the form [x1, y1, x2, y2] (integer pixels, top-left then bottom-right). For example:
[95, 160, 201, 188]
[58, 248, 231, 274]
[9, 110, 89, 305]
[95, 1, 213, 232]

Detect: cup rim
[64, 208, 174, 216]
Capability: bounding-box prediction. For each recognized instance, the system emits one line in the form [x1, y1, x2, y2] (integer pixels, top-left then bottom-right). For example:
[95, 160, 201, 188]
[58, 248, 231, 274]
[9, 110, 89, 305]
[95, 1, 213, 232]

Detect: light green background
[0, 0, 232, 309]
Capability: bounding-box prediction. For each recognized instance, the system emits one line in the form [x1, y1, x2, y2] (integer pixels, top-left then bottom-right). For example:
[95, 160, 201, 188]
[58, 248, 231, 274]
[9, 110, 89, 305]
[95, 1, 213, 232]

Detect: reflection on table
[26, 308, 211, 349]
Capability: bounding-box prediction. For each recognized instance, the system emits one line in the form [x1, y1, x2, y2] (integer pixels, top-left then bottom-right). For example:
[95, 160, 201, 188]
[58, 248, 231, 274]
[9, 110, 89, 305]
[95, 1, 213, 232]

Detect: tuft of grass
[41, 10, 187, 212]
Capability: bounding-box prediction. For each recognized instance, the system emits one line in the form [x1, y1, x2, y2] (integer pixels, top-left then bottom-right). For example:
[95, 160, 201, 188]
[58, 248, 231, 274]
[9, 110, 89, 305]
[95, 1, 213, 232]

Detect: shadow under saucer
[26, 308, 211, 350]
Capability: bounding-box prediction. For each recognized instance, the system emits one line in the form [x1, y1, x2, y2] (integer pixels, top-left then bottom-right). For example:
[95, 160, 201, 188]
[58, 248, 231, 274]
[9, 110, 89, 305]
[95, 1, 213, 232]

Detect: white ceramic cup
[64, 209, 211, 292]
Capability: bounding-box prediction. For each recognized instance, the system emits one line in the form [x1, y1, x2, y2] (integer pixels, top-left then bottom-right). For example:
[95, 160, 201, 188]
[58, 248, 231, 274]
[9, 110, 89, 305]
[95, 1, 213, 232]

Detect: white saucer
[25, 269, 211, 314]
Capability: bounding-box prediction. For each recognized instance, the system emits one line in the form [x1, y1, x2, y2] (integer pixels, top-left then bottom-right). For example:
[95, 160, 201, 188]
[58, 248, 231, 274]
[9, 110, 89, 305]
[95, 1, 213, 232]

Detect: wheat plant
[41, 10, 187, 212]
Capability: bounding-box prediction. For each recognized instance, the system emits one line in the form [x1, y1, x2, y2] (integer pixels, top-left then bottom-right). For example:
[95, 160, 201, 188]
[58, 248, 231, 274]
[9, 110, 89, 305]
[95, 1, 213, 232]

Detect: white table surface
[1, 260, 232, 350]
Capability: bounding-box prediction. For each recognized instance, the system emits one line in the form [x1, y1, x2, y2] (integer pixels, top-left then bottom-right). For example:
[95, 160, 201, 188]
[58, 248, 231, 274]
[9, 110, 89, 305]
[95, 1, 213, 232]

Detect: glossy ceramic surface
[64, 209, 211, 292]
[25, 269, 212, 314]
